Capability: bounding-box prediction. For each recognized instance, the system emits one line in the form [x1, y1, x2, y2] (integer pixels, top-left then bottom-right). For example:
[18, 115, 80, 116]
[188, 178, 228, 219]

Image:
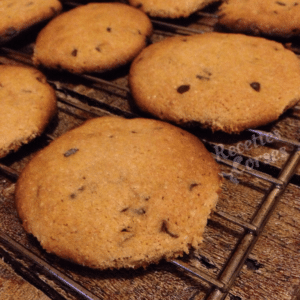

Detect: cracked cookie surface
[129, 32, 300, 133]
[15, 116, 221, 269]
[33, 3, 153, 74]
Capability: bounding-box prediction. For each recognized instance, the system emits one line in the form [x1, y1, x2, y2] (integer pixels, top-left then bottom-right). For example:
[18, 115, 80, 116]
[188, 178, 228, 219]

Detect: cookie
[0, 65, 57, 159]
[128, 0, 218, 18]
[32, 3, 153, 74]
[129, 32, 300, 134]
[15, 116, 221, 269]
[217, 0, 300, 38]
[0, 0, 62, 44]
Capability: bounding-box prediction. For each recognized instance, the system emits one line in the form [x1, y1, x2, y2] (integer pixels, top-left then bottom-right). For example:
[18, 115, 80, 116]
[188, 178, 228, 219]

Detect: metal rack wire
[0, 6, 300, 299]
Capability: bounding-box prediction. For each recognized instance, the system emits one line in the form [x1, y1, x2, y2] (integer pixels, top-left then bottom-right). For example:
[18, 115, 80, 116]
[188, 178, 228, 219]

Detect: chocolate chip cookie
[15, 116, 221, 269]
[0, 0, 62, 44]
[0, 65, 57, 158]
[129, 32, 300, 133]
[128, 0, 218, 18]
[33, 3, 153, 74]
[217, 0, 300, 38]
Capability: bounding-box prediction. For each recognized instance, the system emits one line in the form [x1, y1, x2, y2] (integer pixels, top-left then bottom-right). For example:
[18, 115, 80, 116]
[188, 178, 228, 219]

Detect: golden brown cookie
[15, 116, 221, 269]
[217, 0, 300, 38]
[33, 3, 153, 74]
[0, 0, 62, 44]
[128, 0, 218, 18]
[0, 65, 57, 159]
[129, 32, 300, 133]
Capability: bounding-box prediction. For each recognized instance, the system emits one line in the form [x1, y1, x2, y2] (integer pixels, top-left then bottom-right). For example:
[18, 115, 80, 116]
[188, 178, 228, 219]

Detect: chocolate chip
[120, 207, 129, 213]
[95, 46, 101, 52]
[160, 220, 179, 238]
[69, 186, 85, 200]
[78, 186, 85, 192]
[276, 1, 286, 5]
[189, 183, 200, 191]
[107, 27, 111, 32]
[204, 69, 212, 76]
[70, 193, 76, 199]
[196, 75, 210, 81]
[177, 85, 190, 94]
[196, 68, 212, 80]
[250, 82, 261, 92]
[71, 49, 78, 57]
[64, 148, 79, 157]
[144, 196, 151, 201]
[121, 228, 130, 232]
